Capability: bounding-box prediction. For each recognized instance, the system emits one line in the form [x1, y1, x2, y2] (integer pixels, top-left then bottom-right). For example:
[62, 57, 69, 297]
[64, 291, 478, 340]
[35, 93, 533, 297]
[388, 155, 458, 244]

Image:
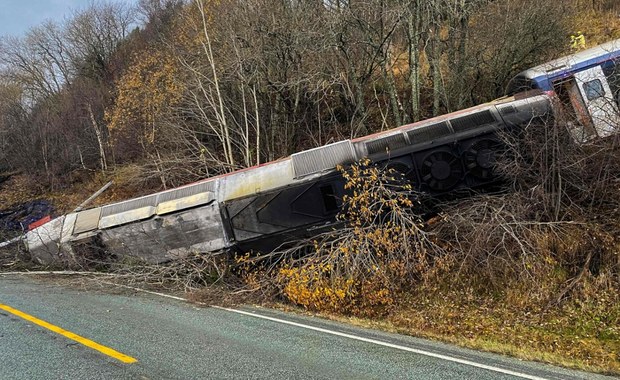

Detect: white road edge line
[101, 281, 548, 380]
[212, 306, 549, 380]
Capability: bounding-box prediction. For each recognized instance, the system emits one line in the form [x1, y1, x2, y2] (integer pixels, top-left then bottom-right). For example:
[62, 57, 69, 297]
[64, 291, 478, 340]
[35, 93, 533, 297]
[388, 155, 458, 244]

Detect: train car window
[319, 184, 339, 213]
[583, 79, 605, 100]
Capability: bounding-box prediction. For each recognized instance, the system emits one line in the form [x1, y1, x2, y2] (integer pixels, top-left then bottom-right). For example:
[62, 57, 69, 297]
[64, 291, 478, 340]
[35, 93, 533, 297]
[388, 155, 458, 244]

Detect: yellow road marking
[0, 303, 137, 364]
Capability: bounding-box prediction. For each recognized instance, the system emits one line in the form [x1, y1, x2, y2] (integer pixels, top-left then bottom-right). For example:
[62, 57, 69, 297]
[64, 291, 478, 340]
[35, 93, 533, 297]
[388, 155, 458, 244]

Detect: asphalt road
[0, 274, 615, 380]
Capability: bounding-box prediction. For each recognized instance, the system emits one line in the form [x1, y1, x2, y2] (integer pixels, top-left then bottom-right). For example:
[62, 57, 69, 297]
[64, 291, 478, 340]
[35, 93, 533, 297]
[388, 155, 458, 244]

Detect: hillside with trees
[1, 0, 619, 374]
[1, 0, 597, 191]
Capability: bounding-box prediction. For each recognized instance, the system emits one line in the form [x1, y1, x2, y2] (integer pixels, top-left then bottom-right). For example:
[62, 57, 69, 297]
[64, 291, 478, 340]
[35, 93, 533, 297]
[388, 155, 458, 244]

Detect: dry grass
[571, 9, 620, 46]
[385, 285, 619, 375]
[0, 174, 40, 208]
[263, 284, 619, 375]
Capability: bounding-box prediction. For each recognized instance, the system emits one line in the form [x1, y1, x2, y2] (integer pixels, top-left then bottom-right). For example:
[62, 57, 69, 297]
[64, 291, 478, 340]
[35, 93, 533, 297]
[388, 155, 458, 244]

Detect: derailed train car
[18, 38, 620, 263]
[22, 92, 553, 263]
[507, 38, 620, 141]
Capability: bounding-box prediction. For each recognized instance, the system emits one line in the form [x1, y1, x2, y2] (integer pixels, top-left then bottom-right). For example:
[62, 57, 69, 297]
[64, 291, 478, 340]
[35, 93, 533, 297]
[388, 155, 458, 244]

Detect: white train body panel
[25, 216, 65, 263]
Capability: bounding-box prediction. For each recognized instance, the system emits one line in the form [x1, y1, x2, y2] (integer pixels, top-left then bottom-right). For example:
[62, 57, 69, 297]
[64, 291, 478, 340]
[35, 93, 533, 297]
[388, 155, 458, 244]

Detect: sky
[0, 0, 135, 38]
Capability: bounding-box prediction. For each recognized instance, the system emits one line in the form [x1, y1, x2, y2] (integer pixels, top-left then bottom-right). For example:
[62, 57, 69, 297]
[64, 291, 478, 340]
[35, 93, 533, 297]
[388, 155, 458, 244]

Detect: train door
[553, 78, 596, 143]
[573, 65, 620, 137]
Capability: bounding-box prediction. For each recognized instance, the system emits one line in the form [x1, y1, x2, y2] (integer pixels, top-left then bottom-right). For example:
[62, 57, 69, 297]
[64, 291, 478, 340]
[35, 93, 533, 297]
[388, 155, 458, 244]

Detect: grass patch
[386, 288, 619, 375]
[264, 285, 619, 375]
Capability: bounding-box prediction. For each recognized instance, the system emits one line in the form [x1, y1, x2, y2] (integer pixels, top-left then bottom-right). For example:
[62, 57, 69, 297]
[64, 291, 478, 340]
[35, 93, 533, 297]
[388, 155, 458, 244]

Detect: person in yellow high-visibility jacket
[571, 31, 586, 50]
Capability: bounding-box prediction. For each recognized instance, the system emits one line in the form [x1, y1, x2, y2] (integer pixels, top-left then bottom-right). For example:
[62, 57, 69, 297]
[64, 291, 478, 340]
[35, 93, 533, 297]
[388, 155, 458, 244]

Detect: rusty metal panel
[220, 160, 294, 202]
[157, 192, 215, 215]
[99, 206, 157, 229]
[73, 208, 101, 234]
[291, 140, 356, 178]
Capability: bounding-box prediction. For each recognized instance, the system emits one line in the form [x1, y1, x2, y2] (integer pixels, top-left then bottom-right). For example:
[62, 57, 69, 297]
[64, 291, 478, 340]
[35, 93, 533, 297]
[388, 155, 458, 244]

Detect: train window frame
[583, 79, 605, 101]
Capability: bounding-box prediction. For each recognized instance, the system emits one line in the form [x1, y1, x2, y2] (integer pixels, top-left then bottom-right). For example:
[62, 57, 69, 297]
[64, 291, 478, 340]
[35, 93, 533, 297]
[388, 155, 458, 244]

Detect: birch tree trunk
[87, 102, 108, 171]
[197, 0, 235, 167]
[406, 2, 422, 121]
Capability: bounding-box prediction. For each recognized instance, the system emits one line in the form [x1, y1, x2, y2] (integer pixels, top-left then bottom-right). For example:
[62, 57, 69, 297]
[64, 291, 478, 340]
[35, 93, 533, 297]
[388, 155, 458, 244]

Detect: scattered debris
[0, 200, 54, 233]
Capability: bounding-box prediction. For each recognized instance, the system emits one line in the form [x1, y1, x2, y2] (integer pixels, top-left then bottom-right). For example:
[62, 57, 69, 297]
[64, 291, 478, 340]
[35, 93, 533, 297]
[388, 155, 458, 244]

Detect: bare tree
[66, 1, 137, 76]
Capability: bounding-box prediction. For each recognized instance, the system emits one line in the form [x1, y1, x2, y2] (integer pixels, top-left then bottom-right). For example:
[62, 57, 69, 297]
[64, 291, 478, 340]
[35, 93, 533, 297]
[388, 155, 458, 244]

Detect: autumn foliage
[106, 49, 185, 150]
[274, 159, 443, 316]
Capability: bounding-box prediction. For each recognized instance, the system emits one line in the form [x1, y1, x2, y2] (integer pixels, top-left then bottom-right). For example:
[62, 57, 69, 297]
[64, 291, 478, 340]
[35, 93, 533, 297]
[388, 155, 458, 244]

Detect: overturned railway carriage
[23, 93, 552, 263]
[507, 38, 620, 141]
[18, 38, 620, 263]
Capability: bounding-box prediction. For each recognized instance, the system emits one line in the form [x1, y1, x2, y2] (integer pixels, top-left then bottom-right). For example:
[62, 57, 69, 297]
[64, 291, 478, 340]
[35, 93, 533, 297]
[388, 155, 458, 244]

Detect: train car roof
[517, 38, 620, 82]
[90, 92, 549, 214]
[352, 91, 546, 144]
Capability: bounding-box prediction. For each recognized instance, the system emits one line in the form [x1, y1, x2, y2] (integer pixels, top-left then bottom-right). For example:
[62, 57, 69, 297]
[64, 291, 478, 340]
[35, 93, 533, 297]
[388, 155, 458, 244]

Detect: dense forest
[2, 0, 613, 192]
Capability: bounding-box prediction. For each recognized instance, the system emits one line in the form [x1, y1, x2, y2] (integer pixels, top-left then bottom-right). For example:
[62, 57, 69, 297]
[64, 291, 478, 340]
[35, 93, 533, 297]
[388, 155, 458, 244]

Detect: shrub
[274, 159, 444, 316]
